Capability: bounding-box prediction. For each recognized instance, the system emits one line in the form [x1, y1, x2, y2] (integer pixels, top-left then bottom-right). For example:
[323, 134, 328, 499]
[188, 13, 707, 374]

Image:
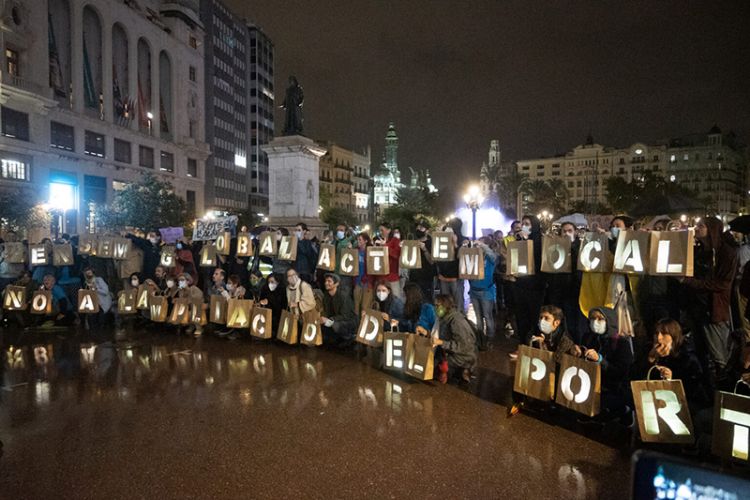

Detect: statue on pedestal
[281, 76, 304, 136]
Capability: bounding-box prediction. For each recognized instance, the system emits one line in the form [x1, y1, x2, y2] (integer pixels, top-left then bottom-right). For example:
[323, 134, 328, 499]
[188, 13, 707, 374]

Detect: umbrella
[554, 213, 588, 227]
[629, 193, 705, 218]
[729, 215, 750, 234]
[646, 214, 671, 229]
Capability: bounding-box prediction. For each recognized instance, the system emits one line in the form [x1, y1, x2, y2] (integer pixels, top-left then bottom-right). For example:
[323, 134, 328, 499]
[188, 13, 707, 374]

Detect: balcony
[0, 71, 56, 110]
[1, 71, 53, 98]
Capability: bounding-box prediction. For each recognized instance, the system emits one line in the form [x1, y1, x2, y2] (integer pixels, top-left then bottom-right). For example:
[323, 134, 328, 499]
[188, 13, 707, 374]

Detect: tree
[495, 171, 527, 219]
[321, 206, 357, 229]
[96, 173, 189, 232]
[0, 188, 49, 234]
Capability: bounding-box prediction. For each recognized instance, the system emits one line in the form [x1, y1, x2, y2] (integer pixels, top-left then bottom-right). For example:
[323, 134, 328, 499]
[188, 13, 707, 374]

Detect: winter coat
[583, 307, 634, 394]
[438, 310, 478, 370]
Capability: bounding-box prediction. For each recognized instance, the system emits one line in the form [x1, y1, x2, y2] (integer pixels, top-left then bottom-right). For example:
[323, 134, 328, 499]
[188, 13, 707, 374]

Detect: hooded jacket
[438, 309, 478, 370]
[583, 307, 634, 393]
[515, 215, 545, 291]
[683, 218, 738, 324]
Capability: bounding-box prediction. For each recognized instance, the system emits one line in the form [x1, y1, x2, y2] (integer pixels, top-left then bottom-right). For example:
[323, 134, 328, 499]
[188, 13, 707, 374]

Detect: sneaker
[216, 329, 233, 337]
[438, 359, 449, 384]
[461, 369, 472, 383]
[508, 351, 518, 361]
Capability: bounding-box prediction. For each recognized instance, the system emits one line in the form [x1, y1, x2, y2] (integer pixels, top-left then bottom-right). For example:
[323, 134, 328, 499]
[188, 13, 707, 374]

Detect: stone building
[0, 0, 209, 234]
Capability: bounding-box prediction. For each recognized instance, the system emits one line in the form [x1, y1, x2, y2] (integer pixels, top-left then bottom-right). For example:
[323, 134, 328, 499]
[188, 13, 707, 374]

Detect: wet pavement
[0, 325, 632, 499]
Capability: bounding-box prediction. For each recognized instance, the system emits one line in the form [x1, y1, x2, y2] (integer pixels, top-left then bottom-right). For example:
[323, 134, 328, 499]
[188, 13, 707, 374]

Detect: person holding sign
[126, 230, 163, 281]
[80, 267, 112, 330]
[371, 280, 404, 330]
[352, 232, 374, 316]
[547, 222, 584, 342]
[682, 218, 738, 388]
[216, 274, 249, 340]
[398, 283, 437, 336]
[176, 273, 204, 337]
[286, 268, 316, 316]
[1, 270, 34, 328]
[432, 294, 477, 384]
[575, 307, 634, 423]
[644, 319, 710, 410]
[509, 215, 545, 360]
[321, 273, 357, 347]
[529, 305, 577, 363]
[436, 219, 466, 314]
[374, 223, 402, 300]
[258, 273, 287, 334]
[35, 274, 74, 328]
[294, 222, 319, 285]
[468, 238, 498, 351]
[409, 220, 436, 303]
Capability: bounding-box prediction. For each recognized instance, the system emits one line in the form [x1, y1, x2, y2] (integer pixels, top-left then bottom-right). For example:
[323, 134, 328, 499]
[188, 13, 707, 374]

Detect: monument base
[262, 135, 327, 236]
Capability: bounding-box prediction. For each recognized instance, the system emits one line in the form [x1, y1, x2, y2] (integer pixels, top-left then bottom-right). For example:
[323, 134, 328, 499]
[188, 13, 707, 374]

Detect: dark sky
[227, 0, 750, 200]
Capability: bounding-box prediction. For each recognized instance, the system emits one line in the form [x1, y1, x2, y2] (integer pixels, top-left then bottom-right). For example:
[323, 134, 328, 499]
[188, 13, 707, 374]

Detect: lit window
[84, 130, 105, 157]
[5, 48, 19, 77]
[1, 157, 28, 181]
[670, 154, 676, 163]
[48, 182, 76, 211]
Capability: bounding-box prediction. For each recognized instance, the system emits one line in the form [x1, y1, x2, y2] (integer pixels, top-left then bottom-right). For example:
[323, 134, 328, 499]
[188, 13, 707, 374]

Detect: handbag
[276, 308, 299, 344]
[300, 310, 323, 346]
[512, 343, 556, 401]
[631, 366, 694, 444]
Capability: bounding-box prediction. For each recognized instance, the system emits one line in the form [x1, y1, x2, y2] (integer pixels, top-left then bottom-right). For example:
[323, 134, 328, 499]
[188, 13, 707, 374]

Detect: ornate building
[0, 0, 209, 234]
[318, 142, 371, 224]
[479, 139, 517, 216]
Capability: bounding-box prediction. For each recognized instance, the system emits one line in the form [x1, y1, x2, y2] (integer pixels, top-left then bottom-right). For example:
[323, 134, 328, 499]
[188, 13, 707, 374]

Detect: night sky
[228, 0, 750, 201]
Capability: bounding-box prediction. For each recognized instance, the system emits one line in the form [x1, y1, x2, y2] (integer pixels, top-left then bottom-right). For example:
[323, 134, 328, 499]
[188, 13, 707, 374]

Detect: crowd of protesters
[1, 213, 750, 426]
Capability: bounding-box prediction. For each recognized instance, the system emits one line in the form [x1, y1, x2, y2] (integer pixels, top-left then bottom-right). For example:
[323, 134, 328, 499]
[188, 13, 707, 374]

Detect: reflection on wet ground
[0, 327, 630, 498]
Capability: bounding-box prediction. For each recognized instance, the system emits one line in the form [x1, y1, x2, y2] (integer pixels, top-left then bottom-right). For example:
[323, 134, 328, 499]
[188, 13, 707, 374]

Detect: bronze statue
[281, 76, 304, 135]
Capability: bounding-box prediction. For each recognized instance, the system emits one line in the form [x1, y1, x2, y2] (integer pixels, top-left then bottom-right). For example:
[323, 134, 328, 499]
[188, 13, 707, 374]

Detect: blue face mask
[336, 231, 345, 240]
[176, 243, 183, 250]
[610, 227, 620, 239]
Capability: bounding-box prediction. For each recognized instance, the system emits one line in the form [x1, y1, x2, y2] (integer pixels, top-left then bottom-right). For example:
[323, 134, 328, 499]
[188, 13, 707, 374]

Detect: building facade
[484, 127, 747, 217]
[0, 0, 209, 234]
[199, 0, 273, 215]
[372, 122, 402, 210]
[318, 142, 371, 224]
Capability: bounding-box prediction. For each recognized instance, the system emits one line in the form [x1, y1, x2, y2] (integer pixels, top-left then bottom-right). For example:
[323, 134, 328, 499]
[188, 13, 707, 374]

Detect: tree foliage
[604, 172, 704, 216]
[321, 206, 358, 229]
[521, 178, 569, 216]
[495, 171, 527, 219]
[96, 173, 189, 233]
[0, 188, 49, 234]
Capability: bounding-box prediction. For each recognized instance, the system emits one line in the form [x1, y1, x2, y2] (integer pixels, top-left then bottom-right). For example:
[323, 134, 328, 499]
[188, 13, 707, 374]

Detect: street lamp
[463, 185, 484, 241]
[147, 111, 154, 135]
[537, 210, 554, 232]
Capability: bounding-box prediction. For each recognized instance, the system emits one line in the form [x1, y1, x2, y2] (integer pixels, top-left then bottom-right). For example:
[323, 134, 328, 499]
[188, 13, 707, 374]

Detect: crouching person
[177, 273, 204, 337]
[575, 306, 634, 424]
[321, 273, 357, 347]
[432, 294, 477, 384]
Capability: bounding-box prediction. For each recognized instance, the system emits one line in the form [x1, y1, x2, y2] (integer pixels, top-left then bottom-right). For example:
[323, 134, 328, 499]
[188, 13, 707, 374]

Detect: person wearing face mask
[371, 280, 404, 330]
[574, 306, 634, 423]
[33, 274, 75, 328]
[173, 239, 197, 286]
[294, 222, 319, 284]
[373, 222, 403, 300]
[271, 227, 293, 279]
[432, 294, 477, 384]
[435, 218, 466, 314]
[286, 268, 316, 316]
[353, 232, 374, 316]
[508, 215, 546, 360]
[332, 224, 356, 296]
[546, 222, 585, 343]
[163, 274, 179, 300]
[258, 273, 287, 333]
[529, 305, 577, 362]
[126, 230, 163, 281]
[176, 273, 204, 336]
[408, 221, 436, 303]
[217, 274, 249, 339]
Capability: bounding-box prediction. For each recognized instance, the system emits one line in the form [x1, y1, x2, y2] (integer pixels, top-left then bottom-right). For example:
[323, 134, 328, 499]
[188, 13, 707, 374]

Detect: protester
[530, 305, 577, 362]
[409, 220, 436, 303]
[294, 222, 319, 284]
[81, 267, 112, 330]
[509, 215, 545, 360]
[469, 237, 497, 350]
[375, 222, 403, 300]
[398, 282, 437, 336]
[333, 224, 355, 295]
[128, 230, 162, 280]
[371, 280, 404, 330]
[576, 306, 634, 423]
[432, 294, 477, 384]
[436, 218, 466, 314]
[258, 273, 287, 332]
[682, 218, 738, 387]
[644, 318, 710, 410]
[35, 274, 74, 327]
[547, 222, 584, 343]
[286, 268, 316, 316]
[217, 274, 249, 339]
[208, 268, 227, 297]
[352, 232, 373, 316]
[176, 273, 203, 337]
[1, 270, 35, 328]
[321, 273, 357, 346]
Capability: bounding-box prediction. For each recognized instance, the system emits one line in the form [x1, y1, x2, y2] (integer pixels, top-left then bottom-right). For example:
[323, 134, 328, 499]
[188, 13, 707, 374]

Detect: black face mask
[415, 230, 425, 238]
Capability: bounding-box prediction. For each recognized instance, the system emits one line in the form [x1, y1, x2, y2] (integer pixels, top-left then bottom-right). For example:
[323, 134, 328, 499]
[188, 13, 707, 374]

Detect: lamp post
[147, 111, 154, 135]
[463, 185, 484, 241]
[537, 209, 554, 233]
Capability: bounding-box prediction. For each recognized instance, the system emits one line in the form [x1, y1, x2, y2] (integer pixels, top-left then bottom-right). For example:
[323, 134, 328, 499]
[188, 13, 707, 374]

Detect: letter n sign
[631, 379, 694, 444]
[712, 391, 750, 462]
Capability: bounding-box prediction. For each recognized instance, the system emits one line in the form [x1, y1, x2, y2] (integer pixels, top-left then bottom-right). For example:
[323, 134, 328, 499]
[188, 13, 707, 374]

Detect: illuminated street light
[463, 185, 484, 240]
[147, 111, 154, 135]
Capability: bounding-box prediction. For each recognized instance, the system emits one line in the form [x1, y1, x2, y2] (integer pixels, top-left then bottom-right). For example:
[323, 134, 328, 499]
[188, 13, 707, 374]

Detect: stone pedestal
[262, 135, 327, 233]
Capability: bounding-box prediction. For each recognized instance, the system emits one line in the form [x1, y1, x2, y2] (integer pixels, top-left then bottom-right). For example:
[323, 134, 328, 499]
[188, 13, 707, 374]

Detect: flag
[48, 14, 65, 97]
[83, 37, 97, 108]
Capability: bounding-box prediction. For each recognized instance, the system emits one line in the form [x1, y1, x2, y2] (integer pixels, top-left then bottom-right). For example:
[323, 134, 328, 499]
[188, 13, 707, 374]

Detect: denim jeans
[439, 279, 466, 313]
[471, 297, 496, 339]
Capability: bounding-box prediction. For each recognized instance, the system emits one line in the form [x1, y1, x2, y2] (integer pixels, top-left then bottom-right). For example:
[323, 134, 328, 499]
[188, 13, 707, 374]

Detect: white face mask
[130, 279, 139, 287]
[295, 230, 303, 239]
[336, 231, 345, 240]
[564, 232, 575, 242]
[166, 280, 175, 288]
[444, 227, 454, 234]
[376, 291, 389, 302]
[591, 319, 607, 335]
[393, 232, 401, 239]
[226, 284, 235, 292]
[610, 227, 620, 239]
[149, 237, 159, 245]
[539, 319, 554, 334]
[178, 280, 187, 289]
[268, 282, 278, 292]
[521, 225, 531, 235]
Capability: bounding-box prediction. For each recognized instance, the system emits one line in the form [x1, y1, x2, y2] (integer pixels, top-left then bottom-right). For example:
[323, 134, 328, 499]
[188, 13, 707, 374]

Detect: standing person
[409, 220, 436, 303]
[499, 220, 522, 337]
[509, 215, 546, 360]
[352, 232, 373, 316]
[81, 267, 112, 330]
[436, 218, 466, 314]
[258, 273, 287, 333]
[272, 228, 293, 279]
[294, 222, 319, 285]
[683, 218, 738, 387]
[286, 268, 316, 316]
[374, 222, 403, 300]
[547, 222, 585, 343]
[333, 224, 355, 296]
[469, 237, 497, 350]
[127, 230, 162, 280]
[174, 239, 197, 285]
[321, 273, 358, 346]
[432, 294, 477, 384]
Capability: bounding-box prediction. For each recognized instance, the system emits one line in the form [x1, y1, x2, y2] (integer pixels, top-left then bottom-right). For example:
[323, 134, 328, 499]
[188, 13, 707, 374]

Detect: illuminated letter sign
[631, 379, 694, 444]
[507, 240, 535, 276]
[555, 354, 601, 416]
[384, 332, 409, 371]
[366, 247, 389, 276]
[713, 391, 750, 462]
[236, 233, 253, 257]
[648, 230, 694, 277]
[541, 235, 571, 273]
[278, 235, 298, 261]
[613, 231, 649, 274]
[431, 232, 453, 261]
[400, 241, 422, 269]
[3, 286, 26, 310]
[258, 231, 277, 256]
[317, 244, 335, 271]
[356, 310, 383, 347]
[513, 345, 555, 400]
[30, 245, 48, 266]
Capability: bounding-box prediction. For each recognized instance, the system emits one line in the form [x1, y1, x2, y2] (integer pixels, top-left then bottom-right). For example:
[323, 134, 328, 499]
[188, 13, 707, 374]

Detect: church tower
[384, 122, 400, 182]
